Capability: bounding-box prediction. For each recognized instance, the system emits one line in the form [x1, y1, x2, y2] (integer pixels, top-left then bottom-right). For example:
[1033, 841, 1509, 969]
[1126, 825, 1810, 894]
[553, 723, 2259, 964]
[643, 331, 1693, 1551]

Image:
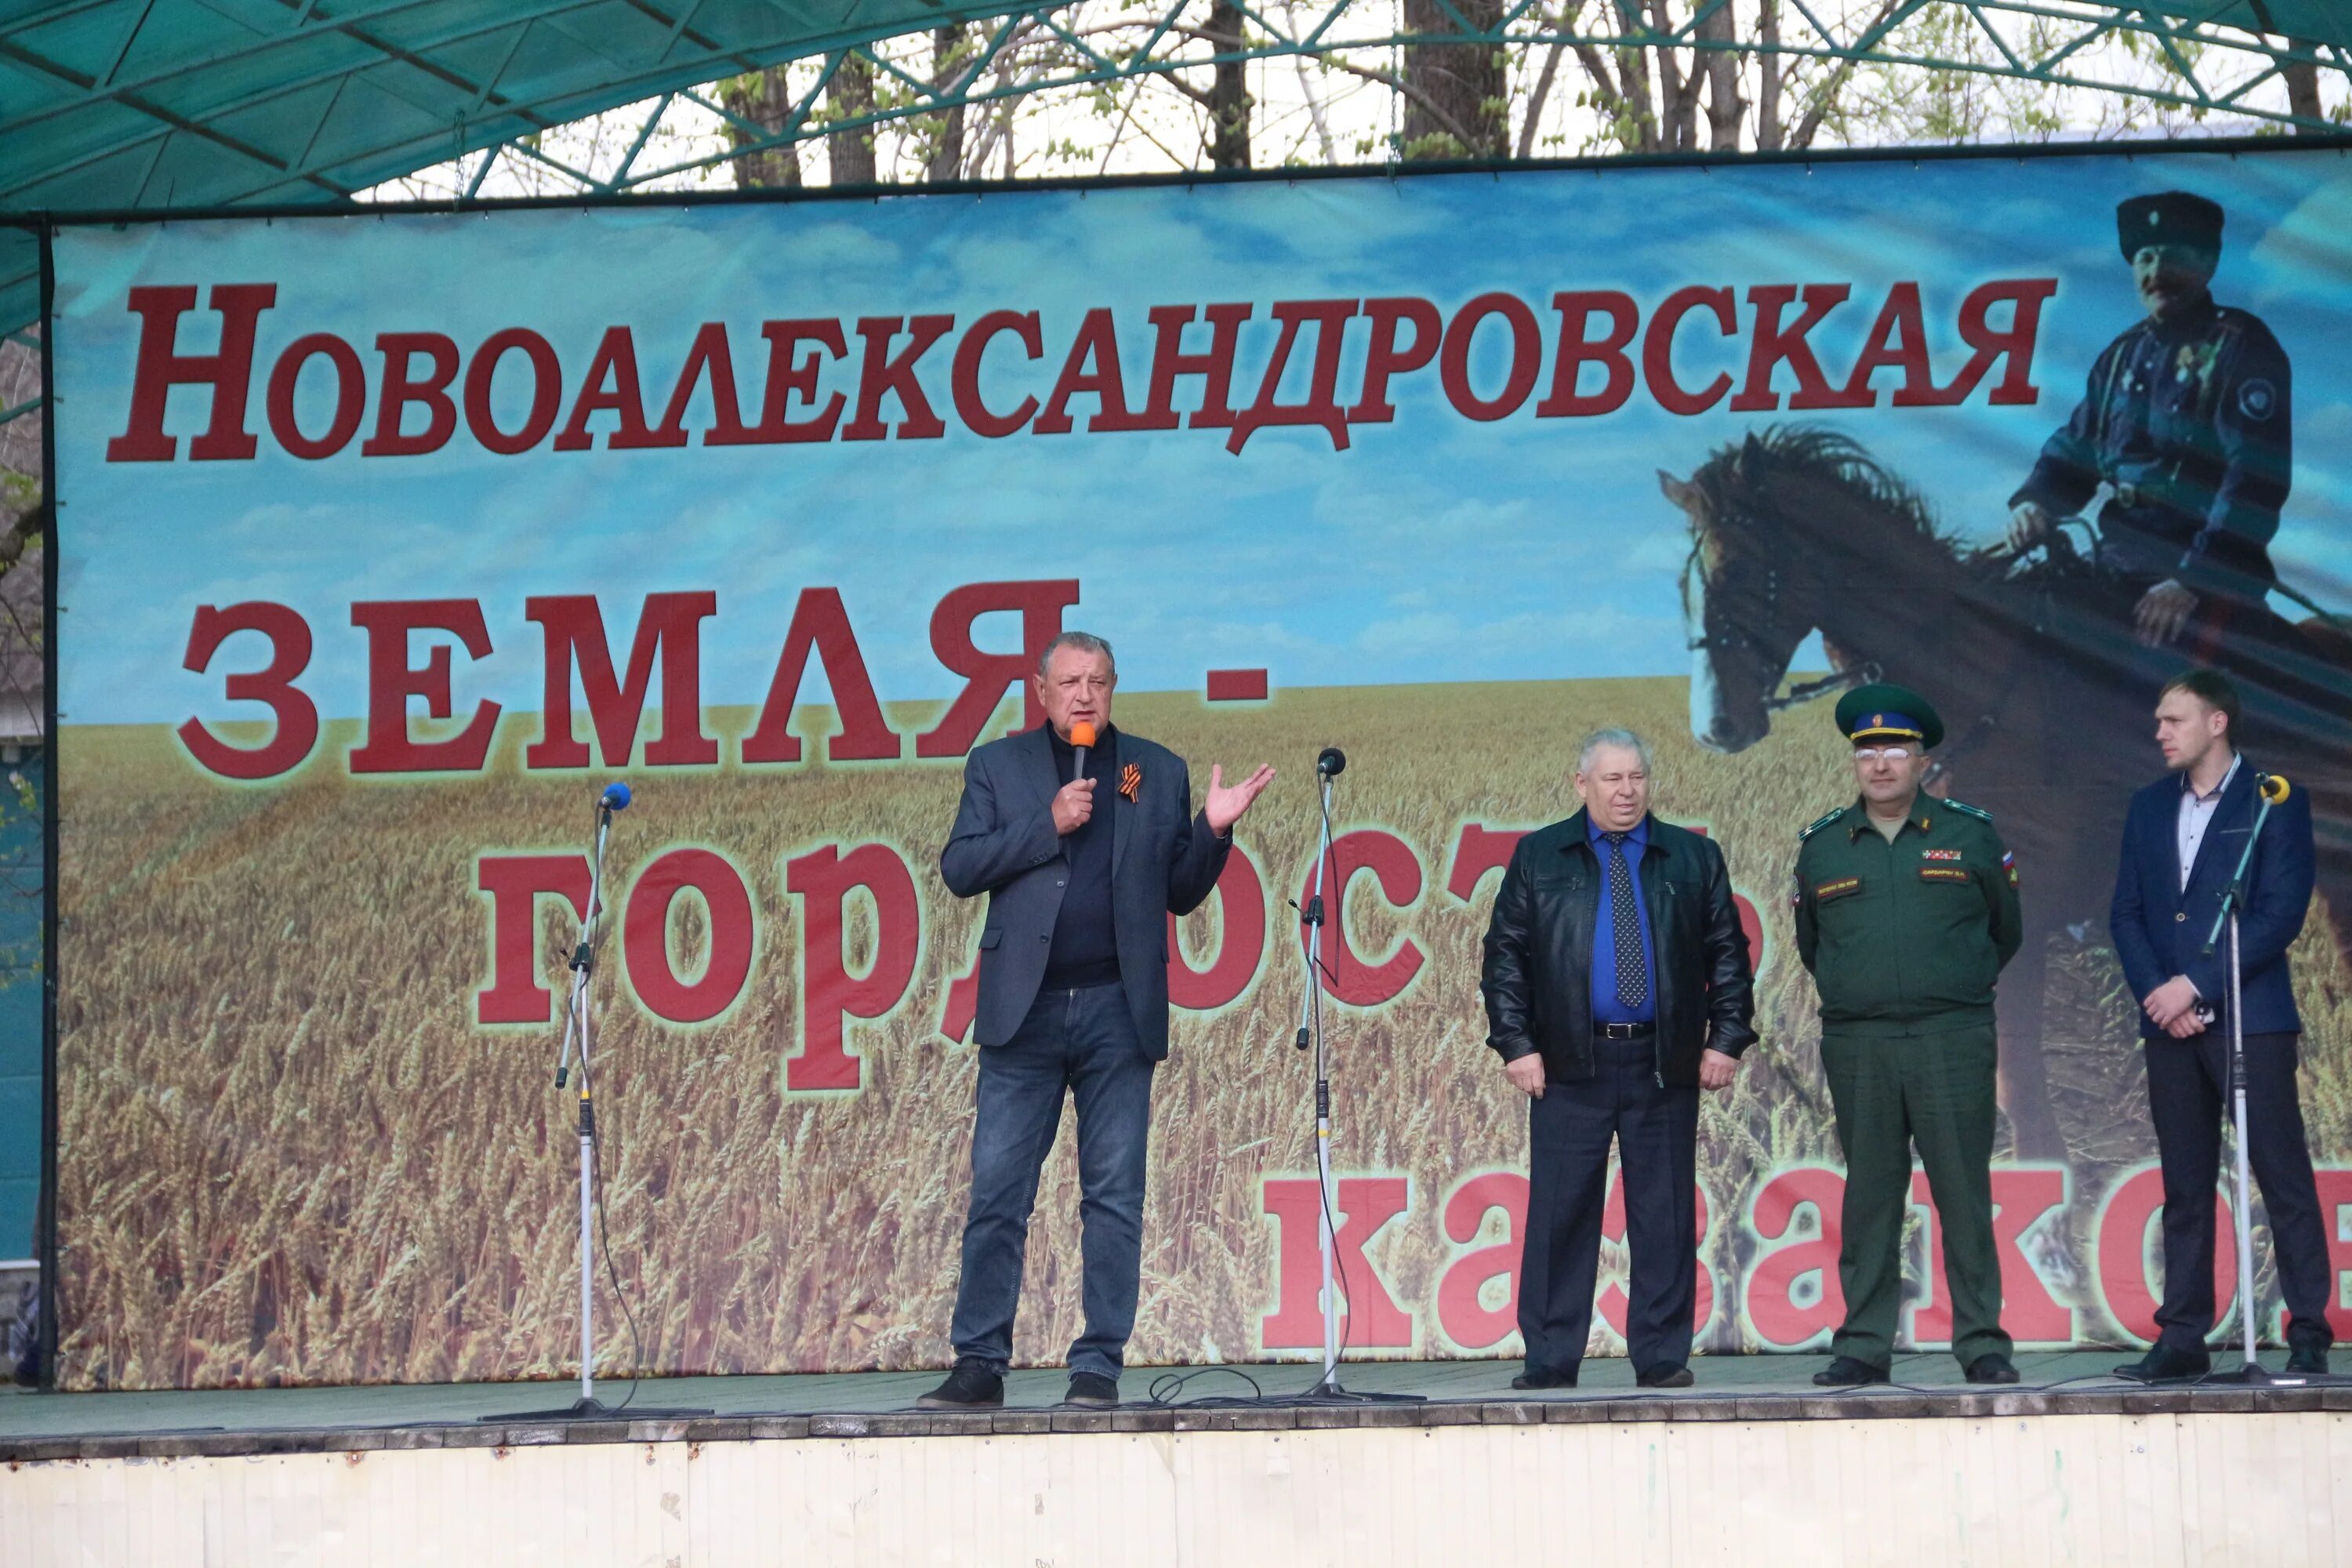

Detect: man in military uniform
[1794, 684, 2022, 1387]
[2009, 191, 2292, 649]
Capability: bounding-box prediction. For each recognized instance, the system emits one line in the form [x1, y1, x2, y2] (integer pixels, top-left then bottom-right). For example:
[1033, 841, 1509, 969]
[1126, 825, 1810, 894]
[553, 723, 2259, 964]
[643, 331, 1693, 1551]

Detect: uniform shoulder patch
[1941, 797, 1994, 823]
[1798, 808, 1846, 841]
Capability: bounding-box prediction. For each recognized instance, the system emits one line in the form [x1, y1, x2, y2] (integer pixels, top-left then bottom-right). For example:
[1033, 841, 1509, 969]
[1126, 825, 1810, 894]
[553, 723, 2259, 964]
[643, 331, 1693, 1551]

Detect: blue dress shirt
[1588, 815, 1659, 1025]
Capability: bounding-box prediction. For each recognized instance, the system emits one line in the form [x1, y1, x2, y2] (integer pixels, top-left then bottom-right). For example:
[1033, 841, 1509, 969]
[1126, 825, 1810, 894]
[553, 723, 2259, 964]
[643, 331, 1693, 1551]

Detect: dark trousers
[948, 982, 1156, 1381]
[1518, 1034, 1699, 1377]
[1820, 1022, 2011, 1367]
[2147, 1029, 2336, 1353]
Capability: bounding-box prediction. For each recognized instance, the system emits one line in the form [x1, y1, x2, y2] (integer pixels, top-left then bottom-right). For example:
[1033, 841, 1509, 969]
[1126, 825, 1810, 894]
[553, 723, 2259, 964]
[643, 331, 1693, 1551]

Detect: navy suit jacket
[2108, 757, 2315, 1040]
[940, 724, 1230, 1059]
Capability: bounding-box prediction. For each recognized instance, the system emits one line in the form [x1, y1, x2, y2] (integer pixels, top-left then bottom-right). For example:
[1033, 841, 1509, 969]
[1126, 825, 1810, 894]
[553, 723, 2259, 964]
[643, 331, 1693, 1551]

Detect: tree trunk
[1204, 0, 1253, 169]
[1402, 0, 1509, 158]
[717, 68, 804, 189]
[1697, 0, 1744, 151]
[2285, 55, 2323, 132]
[930, 26, 972, 180]
[1755, 0, 1784, 151]
[829, 51, 878, 185]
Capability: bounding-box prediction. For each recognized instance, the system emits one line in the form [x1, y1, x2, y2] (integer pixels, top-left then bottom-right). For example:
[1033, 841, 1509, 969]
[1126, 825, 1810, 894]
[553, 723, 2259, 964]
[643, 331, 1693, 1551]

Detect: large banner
[48, 147, 2352, 1391]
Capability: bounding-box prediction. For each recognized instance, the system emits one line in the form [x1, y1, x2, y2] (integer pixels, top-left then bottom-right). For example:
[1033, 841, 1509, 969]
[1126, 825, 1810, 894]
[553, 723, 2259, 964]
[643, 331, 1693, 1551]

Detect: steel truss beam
[437, 0, 2352, 199]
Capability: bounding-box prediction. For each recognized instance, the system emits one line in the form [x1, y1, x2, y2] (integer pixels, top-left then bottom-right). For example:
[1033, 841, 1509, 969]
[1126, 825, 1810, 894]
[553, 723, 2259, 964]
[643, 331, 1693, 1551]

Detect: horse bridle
[1683, 538, 1873, 713]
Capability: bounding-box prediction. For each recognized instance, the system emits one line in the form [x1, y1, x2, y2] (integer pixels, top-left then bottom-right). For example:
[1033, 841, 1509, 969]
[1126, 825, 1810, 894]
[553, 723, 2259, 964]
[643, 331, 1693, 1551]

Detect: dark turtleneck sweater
[1044, 722, 1121, 989]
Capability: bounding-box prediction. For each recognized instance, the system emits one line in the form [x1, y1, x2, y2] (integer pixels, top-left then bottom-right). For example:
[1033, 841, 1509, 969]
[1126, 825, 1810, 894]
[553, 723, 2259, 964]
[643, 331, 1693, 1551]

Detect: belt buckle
[1601, 1022, 1635, 1039]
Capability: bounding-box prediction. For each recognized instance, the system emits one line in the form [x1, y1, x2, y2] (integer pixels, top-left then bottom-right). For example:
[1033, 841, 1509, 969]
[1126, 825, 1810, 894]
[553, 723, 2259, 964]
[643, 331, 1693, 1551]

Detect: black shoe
[1812, 1356, 1889, 1388]
[1063, 1371, 1119, 1408]
[2112, 1345, 2210, 1383]
[1511, 1363, 1577, 1391]
[916, 1359, 1004, 1410]
[2285, 1343, 2331, 1377]
[1636, 1363, 1694, 1389]
[1964, 1353, 2020, 1385]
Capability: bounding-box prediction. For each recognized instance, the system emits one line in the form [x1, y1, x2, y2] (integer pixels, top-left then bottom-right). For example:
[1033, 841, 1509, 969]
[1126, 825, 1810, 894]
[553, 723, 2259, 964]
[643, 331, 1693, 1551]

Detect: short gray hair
[1037, 630, 1116, 679]
[1577, 727, 1653, 775]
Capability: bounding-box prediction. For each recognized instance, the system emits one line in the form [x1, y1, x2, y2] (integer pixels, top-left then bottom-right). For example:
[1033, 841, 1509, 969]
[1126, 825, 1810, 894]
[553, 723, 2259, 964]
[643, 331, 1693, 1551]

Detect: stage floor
[6, 1350, 2347, 1461]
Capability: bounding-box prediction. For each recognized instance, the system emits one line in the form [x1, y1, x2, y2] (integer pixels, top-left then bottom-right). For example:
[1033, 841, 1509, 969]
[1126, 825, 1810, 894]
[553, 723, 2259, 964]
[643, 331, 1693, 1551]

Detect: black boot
[916, 1359, 1005, 1410]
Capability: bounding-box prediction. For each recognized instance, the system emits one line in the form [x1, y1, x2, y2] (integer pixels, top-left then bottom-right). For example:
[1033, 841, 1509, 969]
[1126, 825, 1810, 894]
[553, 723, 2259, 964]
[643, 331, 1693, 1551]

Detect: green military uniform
[1792, 685, 2021, 1377]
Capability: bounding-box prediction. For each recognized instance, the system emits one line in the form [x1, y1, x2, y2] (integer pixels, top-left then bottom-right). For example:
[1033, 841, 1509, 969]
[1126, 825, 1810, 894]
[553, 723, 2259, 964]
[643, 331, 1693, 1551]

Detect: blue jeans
[949, 982, 1156, 1379]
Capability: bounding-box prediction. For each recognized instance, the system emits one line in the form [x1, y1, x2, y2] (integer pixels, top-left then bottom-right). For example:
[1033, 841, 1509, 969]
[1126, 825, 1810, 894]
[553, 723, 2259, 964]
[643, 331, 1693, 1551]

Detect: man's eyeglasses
[1853, 746, 1914, 762]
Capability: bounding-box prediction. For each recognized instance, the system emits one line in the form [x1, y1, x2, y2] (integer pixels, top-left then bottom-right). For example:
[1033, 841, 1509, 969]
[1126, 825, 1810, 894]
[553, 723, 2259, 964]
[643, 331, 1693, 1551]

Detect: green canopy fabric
[3, 0, 2350, 345]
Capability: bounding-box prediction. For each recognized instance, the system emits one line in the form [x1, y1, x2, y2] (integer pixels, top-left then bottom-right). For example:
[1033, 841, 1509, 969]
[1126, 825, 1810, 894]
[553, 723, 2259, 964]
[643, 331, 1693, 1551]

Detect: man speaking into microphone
[920, 631, 1274, 1410]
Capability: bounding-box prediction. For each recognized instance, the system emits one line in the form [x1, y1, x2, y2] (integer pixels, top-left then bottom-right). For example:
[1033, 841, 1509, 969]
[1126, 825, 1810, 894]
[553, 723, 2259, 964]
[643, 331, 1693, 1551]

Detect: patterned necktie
[1604, 832, 1650, 1010]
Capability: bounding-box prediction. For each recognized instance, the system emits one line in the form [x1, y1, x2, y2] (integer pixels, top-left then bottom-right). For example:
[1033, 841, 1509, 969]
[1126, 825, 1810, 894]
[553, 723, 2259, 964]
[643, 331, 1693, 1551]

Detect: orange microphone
[1069, 720, 1097, 785]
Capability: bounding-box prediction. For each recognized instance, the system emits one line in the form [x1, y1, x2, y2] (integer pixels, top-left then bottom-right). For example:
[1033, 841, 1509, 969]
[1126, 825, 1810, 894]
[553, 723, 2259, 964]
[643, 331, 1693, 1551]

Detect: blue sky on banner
[49, 149, 2352, 728]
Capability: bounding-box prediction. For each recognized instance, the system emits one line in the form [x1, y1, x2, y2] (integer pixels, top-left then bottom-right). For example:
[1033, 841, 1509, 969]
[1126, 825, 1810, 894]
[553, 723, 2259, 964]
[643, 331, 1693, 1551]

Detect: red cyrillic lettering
[949, 310, 1043, 437]
[843, 314, 953, 440]
[1745, 1166, 1846, 1348]
[361, 332, 461, 457]
[650, 322, 760, 445]
[623, 848, 756, 1024]
[1445, 823, 1529, 902]
[1304, 829, 1425, 1007]
[1642, 286, 1738, 416]
[1436, 1171, 1527, 1351]
[1033, 307, 1143, 434]
[1229, 299, 1356, 454]
[1167, 846, 1267, 1011]
[463, 328, 563, 455]
[2314, 1170, 2352, 1339]
[524, 592, 720, 768]
[1535, 291, 1639, 418]
[474, 854, 592, 1024]
[914, 579, 1080, 758]
[1138, 303, 1252, 430]
[263, 333, 365, 459]
[739, 320, 848, 442]
[786, 843, 920, 1091]
[555, 326, 664, 450]
[1836, 283, 1942, 408]
[938, 948, 982, 1044]
[1733, 284, 1858, 412]
[1439, 292, 1542, 422]
[176, 602, 319, 780]
[349, 600, 502, 774]
[107, 284, 276, 462]
[1908, 1166, 2074, 1345]
[741, 587, 901, 763]
[1345, 298, 1440, 423]
[1261, 1176, 1415, 1348]
[1942, 279, 2057, 406]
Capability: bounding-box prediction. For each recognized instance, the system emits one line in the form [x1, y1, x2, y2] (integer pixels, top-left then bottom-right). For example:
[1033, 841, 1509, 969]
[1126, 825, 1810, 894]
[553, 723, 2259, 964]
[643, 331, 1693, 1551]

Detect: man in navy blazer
[2109, 668, 2332, 1380]
[920, 631, 1274, 1410]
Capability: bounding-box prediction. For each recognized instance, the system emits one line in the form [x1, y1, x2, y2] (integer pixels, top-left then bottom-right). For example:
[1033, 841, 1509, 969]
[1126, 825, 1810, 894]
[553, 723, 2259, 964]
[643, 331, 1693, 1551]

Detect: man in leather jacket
[1479, 728, 1757, 1390]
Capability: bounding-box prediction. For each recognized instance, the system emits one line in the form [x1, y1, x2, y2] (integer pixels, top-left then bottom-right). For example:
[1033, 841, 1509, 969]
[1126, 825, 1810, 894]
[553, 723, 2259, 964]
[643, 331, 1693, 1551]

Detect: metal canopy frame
[2, 0, 2351, 377]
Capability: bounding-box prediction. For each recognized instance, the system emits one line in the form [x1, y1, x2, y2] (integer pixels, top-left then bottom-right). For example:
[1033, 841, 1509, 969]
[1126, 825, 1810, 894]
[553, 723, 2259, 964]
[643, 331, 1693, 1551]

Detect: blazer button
[1056, 879, 1066, 887]
[2176, 912, 2188, 923]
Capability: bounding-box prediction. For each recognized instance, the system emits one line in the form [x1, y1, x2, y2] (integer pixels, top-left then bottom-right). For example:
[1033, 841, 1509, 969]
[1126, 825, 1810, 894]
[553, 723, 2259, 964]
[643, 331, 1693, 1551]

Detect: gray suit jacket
[941, 724, 1231, 1059]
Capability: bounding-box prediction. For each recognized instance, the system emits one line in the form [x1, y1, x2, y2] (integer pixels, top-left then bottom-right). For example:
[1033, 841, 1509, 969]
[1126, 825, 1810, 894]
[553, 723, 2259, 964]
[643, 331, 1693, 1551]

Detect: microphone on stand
[1317, 746, 1346, 778]
[1069, 721, 1097, 786]
[600, 780, 633, 814]
[2259, 772, 2290, 804]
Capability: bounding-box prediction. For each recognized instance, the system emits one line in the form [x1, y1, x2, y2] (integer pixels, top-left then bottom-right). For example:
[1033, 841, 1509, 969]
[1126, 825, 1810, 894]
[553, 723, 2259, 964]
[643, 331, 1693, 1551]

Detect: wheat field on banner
[51, 681, 2352, 1390]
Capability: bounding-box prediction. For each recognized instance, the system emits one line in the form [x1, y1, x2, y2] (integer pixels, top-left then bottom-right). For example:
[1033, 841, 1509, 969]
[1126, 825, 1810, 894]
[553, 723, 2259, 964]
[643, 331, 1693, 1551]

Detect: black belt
[1593, 1021, 1656, 1040]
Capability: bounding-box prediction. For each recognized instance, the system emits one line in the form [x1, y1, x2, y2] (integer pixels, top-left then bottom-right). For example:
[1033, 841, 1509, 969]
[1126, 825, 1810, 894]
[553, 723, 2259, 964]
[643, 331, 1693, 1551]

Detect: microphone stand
[2198, 772, 2297, 1388]
[490, 788, 707, 1422]
[1291, 750, 1420, 1406]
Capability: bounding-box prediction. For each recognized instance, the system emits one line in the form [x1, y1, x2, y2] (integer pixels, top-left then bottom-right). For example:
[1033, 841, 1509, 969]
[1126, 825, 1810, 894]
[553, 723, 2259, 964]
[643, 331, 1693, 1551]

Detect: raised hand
[1203, 763, 1276, 836]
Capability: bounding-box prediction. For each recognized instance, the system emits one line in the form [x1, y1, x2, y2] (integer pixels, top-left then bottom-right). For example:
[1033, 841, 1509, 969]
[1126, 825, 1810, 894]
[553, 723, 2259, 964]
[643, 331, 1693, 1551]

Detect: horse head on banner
[1663, 428, 1905, 754]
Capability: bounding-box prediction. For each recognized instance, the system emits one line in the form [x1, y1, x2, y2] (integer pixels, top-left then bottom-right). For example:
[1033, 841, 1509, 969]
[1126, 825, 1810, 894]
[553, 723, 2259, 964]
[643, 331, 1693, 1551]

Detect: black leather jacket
[1479, 811, 1757, 1087]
